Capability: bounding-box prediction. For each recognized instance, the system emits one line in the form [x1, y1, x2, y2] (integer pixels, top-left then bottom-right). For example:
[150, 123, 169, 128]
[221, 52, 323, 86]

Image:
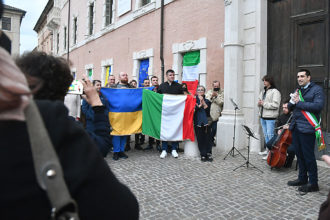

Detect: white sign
[117, 0, 131, 16]
[68, 80, 83, 95]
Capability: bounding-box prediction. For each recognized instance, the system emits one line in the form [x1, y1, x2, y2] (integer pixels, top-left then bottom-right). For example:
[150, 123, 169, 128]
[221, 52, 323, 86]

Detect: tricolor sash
[298, 89, 326, 151]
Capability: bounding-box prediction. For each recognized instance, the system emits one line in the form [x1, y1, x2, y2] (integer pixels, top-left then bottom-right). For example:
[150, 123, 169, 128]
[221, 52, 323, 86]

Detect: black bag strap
[24, 100, 79, 220]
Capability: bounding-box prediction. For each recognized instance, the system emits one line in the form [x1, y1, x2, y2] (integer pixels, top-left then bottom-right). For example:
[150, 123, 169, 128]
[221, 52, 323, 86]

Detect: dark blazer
[288, 82, 325, 133]
[0, 100, 139, 220]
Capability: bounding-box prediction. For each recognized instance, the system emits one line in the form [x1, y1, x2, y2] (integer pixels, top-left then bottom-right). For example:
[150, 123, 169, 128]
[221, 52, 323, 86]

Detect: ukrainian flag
[101, 87, 150, 135]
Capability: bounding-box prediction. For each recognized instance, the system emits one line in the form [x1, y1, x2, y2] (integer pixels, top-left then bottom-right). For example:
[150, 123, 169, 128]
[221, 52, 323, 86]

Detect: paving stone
[105, 147, 330, 219]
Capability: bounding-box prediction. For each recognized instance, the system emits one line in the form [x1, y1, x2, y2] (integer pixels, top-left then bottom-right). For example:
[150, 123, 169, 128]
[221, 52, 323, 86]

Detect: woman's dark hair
[16, 52, 73, 101]
[262, 75, 276, 88]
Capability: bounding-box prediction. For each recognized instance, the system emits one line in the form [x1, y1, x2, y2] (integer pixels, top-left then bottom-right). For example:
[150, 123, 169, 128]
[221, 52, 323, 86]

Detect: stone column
[216, 0, 246, 153]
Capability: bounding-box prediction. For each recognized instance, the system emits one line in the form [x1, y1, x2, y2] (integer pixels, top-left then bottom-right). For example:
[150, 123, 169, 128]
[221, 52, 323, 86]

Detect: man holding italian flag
[287, 69, 325, 193]
[156, 69, 184, 159]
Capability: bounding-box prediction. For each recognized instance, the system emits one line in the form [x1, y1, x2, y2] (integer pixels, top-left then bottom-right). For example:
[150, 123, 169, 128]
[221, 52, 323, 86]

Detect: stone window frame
[86, 0, 96, 36]
[63, 26, 67, 50]
[1, 17, 11, 31]
[133, 0, 156, 19]
[172, 37, 207, 86]
[101, 58, 114, 86]
[85, 64, 94, 80]
[71, 68, 77, 80]
[103, 0, 115, 28]
[132, 48, 154, 83]
[72, 15, 78, 45]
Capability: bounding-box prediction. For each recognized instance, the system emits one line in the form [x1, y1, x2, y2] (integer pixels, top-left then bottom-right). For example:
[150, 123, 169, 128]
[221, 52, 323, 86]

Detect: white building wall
[217, 0, 268, 153]
[1, 11, 23, 56]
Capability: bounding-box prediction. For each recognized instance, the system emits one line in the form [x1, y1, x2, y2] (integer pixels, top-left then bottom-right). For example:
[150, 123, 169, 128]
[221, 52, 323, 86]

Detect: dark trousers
[210, 121, 217, 141]
[292, 127, 318, 185]
[148, 137, 160, 146]
[135, 134, 145, 145]
[195, 125, 212, 157]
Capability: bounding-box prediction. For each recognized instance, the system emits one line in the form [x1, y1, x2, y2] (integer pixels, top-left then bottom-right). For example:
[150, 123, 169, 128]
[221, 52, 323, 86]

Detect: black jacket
[0, 100, 139, 220]
[158, 81, 183, 95]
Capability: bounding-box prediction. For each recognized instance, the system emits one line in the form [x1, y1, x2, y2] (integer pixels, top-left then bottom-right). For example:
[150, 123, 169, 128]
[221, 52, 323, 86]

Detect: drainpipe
[160, 0, 164, 83]
[67, 0, 70, 61]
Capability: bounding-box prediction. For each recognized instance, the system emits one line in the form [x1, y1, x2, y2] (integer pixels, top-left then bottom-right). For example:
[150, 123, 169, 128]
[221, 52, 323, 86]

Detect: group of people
[257, 70, 325, 194]
[83, 68, 224, 162]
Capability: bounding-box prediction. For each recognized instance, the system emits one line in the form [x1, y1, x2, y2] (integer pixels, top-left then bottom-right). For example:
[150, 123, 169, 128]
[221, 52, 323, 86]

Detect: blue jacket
[288, 82, 325, 134]
[82, 92, 110, 133]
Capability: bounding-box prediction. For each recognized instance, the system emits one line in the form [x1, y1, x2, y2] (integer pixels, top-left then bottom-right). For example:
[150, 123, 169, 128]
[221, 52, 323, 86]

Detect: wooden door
[268, 0, 330, 158]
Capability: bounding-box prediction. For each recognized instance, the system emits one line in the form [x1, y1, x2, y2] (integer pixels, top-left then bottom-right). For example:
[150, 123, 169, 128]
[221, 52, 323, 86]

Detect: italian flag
[182, 50, 200, 81]
[142, 89, 196, 141]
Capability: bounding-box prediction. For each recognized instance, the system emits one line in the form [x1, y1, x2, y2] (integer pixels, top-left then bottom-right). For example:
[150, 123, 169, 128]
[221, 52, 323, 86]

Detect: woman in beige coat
[258, 75, 281, 158]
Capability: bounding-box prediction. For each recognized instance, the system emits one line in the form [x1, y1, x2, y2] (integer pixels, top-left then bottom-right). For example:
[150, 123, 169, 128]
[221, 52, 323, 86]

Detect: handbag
[24, 100, 80, 220]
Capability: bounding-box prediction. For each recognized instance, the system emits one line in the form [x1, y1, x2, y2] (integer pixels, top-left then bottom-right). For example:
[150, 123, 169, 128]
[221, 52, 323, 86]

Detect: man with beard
[112, 72, 133, 160]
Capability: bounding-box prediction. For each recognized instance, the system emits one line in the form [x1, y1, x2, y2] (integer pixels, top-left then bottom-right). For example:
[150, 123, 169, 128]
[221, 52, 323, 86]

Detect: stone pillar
[184, 139, 199, 158]
[216, 0, 246, 153]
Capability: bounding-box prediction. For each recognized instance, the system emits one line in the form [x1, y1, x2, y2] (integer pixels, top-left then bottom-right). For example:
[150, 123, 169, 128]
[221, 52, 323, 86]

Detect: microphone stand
[224, 99, 246, 160]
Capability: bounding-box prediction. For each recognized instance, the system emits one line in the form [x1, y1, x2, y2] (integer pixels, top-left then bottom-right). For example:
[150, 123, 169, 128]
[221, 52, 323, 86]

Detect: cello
[267, 115, 292, 168]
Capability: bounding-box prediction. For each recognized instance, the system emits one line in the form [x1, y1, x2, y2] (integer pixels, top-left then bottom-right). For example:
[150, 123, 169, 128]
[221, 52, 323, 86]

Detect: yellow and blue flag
[101, 87, 152, 135]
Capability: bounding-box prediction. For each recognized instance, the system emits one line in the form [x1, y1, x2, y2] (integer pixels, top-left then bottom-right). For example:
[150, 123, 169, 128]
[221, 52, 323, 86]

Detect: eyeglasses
[197, 89, 204, 92]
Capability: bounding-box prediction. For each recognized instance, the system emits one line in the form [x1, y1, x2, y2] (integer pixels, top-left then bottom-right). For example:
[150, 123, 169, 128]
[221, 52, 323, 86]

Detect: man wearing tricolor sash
[287, 69, 325, 193]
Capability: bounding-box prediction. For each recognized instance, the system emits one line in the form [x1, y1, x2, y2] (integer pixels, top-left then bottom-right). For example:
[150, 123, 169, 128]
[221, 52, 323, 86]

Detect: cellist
[287, 69, 325, 193]
[265, 100, 295, 168]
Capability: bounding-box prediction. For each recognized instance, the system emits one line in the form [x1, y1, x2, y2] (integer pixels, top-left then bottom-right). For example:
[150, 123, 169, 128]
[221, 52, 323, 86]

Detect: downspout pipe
[160, 0, 164, 83]
[67, 0, 70, 61]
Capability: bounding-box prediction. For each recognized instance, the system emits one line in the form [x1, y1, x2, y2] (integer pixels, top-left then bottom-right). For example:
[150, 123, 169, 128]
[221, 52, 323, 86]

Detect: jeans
[260, 118, 275, 145]
[162, 141, 178, 151]
[112, 136, 127, 152]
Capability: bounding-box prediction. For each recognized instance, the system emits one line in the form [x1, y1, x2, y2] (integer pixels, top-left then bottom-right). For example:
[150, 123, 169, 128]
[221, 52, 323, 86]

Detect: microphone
[230, 98, 239, 110]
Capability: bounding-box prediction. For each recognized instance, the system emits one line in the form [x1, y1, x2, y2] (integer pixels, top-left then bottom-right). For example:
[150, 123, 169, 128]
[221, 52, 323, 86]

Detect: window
[2, 17, 11, 31]
[87, 68, 93, 80]
[56, 33, 59, 54]
[64, 27, 67, 49]
[72, 71, 76, 80]
[73, 17, 77, 44]
[105, 0, 113, 26]
[141, 0, 151, 6]
[89, 3, 94, 35]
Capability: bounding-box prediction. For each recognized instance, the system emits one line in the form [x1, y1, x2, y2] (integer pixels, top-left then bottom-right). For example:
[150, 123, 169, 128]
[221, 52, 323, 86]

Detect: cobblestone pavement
[105, 145, 330, 220]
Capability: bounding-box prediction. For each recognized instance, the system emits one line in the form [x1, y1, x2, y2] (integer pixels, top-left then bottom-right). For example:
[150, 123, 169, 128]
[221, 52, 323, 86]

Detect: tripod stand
[224, 99, 246, 160]
[233, 125, 263, 173]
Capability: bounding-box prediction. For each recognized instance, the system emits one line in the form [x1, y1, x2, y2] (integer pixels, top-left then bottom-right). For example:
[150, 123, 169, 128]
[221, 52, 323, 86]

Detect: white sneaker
[160, 150, 167, 159]
[171, 150, 178, 158]
[258, 150, 268, 155]
[262, 153, 269, 160]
